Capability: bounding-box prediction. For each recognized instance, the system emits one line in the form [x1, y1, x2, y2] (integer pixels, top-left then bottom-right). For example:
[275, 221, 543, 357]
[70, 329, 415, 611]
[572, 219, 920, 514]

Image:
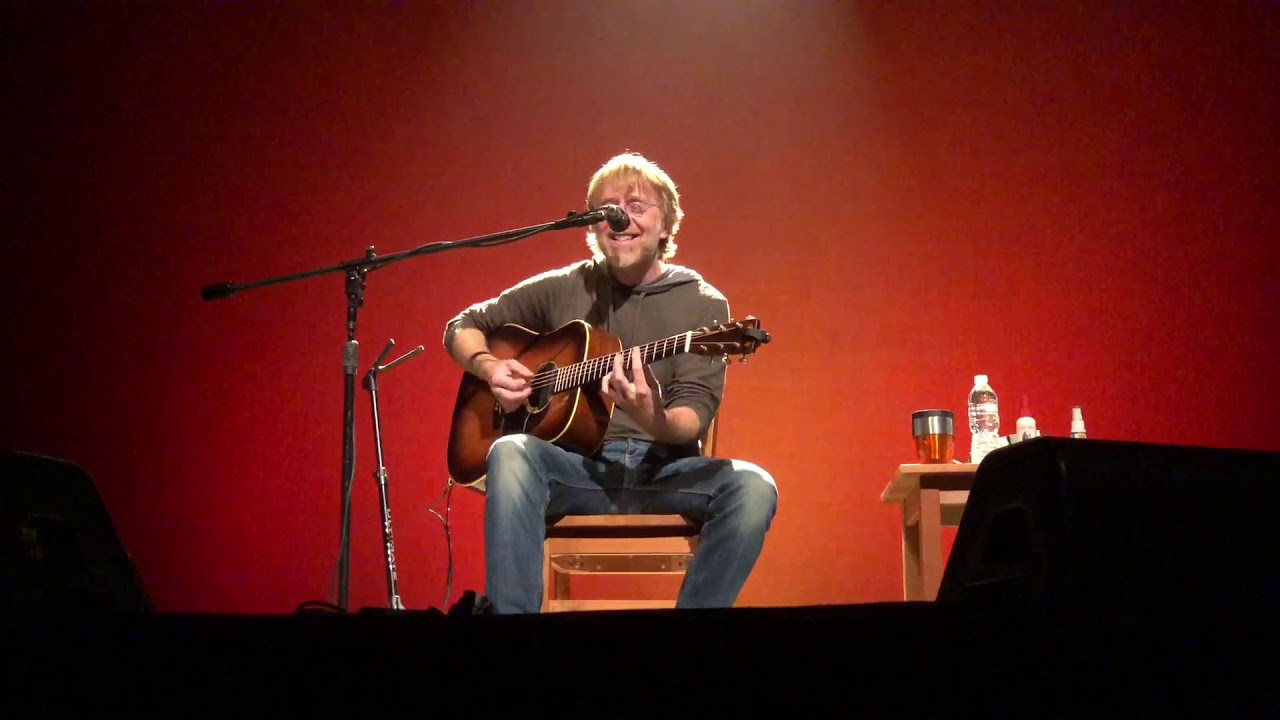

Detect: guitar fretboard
[535, 332, 692, 393]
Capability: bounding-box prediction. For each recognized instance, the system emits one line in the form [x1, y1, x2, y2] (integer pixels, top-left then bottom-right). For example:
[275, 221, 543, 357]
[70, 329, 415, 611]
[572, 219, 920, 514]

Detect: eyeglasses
[618, 199, 659, 217]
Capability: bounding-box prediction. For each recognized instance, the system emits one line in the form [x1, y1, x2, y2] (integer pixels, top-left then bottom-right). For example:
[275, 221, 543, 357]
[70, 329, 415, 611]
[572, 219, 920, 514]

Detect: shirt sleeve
[660, 292, 732, 438]
[441, 267, 567, 354]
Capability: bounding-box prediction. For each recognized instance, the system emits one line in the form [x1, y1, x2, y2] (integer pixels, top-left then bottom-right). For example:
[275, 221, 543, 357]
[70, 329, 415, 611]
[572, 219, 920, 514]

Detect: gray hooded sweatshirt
[443, 257, 732, 457]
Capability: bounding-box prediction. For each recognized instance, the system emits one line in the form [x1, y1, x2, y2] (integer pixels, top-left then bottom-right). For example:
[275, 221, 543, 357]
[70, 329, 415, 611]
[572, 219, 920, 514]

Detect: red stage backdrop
[5, 2, 1278, 613]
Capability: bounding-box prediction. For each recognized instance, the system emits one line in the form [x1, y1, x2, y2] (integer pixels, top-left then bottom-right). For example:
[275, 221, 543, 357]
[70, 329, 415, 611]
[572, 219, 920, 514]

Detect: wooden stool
[542, 514, 701, 612]
[541, 416, 717, 611]
[458, 418, 719, 611]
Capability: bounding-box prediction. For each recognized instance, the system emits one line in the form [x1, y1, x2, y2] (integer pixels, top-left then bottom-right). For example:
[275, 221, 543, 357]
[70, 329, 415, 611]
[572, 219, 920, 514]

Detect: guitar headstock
[689, 316, 771, 363]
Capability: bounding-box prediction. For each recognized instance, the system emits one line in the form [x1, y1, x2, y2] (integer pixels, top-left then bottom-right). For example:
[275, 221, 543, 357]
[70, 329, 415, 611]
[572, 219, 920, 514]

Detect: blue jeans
[483, 434, 779, 614]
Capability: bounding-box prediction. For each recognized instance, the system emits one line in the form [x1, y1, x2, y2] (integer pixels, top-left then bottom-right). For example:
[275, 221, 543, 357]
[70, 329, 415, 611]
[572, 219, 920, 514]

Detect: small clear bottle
[968, 374, 1000, 463]
[1014, 395, 1038, 441]
[1070, 406, 1087, 438]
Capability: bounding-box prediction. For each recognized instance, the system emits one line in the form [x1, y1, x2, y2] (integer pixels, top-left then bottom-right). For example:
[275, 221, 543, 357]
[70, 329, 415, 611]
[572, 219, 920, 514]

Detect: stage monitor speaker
[936, 436, 1280, 616]
[1, 450, 152, 613]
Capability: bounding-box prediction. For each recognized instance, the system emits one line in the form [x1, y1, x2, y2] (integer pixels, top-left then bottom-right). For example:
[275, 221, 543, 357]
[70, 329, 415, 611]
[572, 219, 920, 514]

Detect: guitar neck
[554, 332, 692, 392]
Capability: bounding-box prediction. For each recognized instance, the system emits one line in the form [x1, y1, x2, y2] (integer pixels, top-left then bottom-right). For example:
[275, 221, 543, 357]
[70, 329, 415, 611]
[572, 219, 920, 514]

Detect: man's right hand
[479, 357, 535, 413]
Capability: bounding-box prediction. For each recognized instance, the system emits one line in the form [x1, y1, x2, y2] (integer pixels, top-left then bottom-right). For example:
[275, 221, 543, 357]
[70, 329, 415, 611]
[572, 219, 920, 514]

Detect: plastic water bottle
[968, 374, 1000, 463]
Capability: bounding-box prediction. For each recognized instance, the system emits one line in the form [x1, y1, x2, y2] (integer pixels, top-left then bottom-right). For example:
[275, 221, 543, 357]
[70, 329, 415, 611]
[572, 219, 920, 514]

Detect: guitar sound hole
[526, 361, 557, 414]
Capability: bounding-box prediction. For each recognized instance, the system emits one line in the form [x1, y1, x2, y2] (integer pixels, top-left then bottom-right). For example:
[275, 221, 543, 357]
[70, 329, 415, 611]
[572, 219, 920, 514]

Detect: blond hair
[584, 151, 683, 260]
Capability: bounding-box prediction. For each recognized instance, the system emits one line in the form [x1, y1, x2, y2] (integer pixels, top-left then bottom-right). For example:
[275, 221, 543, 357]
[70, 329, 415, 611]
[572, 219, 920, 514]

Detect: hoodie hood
[592, 260, 705, 345]
[593, 258, 703, 294]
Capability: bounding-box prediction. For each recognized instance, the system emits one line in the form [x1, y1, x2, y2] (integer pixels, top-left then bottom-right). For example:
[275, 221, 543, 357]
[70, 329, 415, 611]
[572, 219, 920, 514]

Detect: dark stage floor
[7, 599, 1280, 717]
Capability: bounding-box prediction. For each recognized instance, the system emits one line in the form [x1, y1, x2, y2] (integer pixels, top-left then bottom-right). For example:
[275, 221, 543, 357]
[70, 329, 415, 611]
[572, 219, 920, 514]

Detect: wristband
[469, 351, 497, 371]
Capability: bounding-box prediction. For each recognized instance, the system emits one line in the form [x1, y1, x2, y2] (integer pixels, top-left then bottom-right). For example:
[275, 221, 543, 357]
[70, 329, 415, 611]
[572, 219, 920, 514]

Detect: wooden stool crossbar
[542, 514, 701, 612]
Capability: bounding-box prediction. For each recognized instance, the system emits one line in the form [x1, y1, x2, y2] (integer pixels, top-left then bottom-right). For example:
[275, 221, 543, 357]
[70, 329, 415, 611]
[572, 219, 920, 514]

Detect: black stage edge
[7, 602, 1280, 717]
[8, 440, 1280, 715]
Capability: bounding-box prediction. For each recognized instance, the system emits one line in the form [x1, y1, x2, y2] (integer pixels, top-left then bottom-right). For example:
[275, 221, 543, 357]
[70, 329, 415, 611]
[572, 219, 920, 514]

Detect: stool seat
[546, 514, 700, 537]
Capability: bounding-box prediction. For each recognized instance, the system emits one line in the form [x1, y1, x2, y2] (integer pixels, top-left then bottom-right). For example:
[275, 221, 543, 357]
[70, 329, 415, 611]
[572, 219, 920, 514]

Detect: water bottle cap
[1072, 406, 1083, 421]
[974, 374, 988, 386]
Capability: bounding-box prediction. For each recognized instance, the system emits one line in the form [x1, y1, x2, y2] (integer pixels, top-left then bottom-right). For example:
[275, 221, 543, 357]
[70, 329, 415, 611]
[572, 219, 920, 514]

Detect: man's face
[593, 177, 667, 284]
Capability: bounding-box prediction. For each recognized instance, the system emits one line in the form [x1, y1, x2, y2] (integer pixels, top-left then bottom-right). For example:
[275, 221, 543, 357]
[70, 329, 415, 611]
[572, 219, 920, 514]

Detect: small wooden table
[880, 463, 979, 601]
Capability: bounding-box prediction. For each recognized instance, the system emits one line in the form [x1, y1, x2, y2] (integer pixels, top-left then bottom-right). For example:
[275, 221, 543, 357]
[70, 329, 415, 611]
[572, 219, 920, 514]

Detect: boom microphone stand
[200, 205, 621, 611]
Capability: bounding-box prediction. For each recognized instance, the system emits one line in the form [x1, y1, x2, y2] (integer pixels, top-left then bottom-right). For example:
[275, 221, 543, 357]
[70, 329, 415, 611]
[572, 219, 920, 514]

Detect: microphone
[201, 282, 238, 301]
[553, 204, 631, 232]
[599, 204, 631, 232]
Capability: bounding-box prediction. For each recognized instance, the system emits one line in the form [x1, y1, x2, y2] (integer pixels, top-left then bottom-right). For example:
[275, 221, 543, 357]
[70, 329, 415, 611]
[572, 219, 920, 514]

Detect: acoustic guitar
[445, 316, 770, 488]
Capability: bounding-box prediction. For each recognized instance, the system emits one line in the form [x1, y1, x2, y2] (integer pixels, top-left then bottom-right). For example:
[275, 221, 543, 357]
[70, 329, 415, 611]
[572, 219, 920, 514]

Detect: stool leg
[554, 567, 571, 603]
[541, 541, 552, 612]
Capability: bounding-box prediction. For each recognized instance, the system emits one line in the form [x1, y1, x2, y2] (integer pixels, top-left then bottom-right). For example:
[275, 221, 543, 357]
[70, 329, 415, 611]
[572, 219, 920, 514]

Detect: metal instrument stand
[364, 338, 424, 611]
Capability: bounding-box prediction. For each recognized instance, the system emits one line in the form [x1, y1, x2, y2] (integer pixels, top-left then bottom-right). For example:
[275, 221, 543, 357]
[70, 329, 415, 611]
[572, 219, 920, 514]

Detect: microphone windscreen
[603, 205, 631, 232]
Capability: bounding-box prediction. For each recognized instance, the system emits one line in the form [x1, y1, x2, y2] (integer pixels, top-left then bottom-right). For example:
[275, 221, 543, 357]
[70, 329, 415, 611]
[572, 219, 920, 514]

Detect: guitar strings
[531, 340, 673, 391]
[525, 335, 684, 392]
[513, 323, 740, 393]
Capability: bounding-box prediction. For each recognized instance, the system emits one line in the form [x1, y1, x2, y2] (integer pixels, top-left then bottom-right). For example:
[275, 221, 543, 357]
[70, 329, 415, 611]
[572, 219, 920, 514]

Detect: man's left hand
[601, 347, 664, 435]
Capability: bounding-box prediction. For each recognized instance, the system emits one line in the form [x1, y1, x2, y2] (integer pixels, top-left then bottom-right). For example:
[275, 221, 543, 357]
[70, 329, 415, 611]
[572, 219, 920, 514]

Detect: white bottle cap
[974, 374, 987, 386]
[1070, 406, 1086, 434]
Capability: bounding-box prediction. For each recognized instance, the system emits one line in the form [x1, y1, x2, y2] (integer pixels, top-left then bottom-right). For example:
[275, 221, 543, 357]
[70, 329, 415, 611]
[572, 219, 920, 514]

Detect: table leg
[919, 488, 943, 601]
[901, 489, 923, 600]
